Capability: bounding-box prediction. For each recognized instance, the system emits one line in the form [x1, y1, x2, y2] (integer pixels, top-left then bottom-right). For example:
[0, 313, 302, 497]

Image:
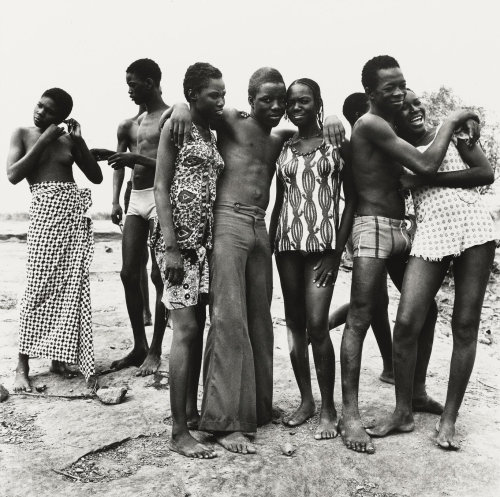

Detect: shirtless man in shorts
[107, 59, 169, 376]
[91, 104, 153, 326]
[166, 67, 345, 454]
[339, 55, 478, 454]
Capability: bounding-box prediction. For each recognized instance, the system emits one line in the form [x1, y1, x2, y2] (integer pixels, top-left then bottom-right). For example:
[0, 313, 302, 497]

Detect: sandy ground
[1, 225, 499, 497]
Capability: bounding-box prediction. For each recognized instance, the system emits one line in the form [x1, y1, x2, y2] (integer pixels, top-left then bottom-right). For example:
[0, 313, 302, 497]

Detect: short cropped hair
[342, 92, 369, 127]
[361, 55, 400, 91]
[183, 62, 223, 101]
[126, 58, 162, 86]
[41, 88, 73, 121]
[287, 78, 324, 127]
[248, 67, 285, 99]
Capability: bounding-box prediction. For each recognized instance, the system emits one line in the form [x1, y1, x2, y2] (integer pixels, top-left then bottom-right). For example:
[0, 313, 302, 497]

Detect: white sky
[1, 0, 499, 214]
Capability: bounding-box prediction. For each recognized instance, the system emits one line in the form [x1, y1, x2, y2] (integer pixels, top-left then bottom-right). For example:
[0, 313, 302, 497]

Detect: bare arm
[269, 174, 285, 251]
[6, 126, 63, 184]
[361, 111, 476, 176]
[154, 121, 184, 284]
[400, 140, 494, 190]
[110, 122, 129, 224]
[68, 119, 103, 184]
[313, 143, 356, 287]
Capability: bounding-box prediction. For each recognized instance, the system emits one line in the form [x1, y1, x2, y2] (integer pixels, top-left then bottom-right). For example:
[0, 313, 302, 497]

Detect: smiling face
[369, 67, 407, 115]
[396, 90, 426, 138]
[249, 82, 286, 128]
[286, 83, 317, 127]
[33, 96, 61, 129]
[192, 77, 226, 123]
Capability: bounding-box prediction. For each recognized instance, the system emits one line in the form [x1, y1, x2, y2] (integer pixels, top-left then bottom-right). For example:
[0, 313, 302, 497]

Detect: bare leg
[436, 242, 495, 450]
[304, 254, 338, 440]
[276, 252, 316, 428]
[137, 220, 168, 376]
[387, 257, 443, 413]
[367, 256, 448, 437]
[340, 257, 387, 454]
[112, 215, 149, 370]
[329, 278, 393, 384]
[186, 304, 206, 429]
[140, 245, 152, 326]
[14, 353, 31, 392]
[169, 306, 215, 458]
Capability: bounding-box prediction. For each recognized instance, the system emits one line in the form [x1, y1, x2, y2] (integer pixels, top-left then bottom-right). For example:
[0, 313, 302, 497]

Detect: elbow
[92, 171, 104, 184]
[7, 170, 21, 185]
[484, 171, 495, 185]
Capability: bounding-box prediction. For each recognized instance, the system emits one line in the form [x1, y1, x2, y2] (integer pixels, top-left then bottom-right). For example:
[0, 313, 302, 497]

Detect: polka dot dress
[411, 137, 496, 261]
[19, 182, 95, 380]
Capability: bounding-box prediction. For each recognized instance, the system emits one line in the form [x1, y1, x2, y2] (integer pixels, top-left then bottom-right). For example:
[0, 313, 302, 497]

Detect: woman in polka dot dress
[367, 89, 496, 450]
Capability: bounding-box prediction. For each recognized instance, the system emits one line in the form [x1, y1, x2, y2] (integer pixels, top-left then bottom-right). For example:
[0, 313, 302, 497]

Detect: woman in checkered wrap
[7, 88, 102, 391]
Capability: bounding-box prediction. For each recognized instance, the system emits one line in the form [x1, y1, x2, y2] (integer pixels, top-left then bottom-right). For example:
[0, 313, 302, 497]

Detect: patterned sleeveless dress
[274, 138, 344, 253]
[151, 124, 224, 309]
[410, 131, 496, 260]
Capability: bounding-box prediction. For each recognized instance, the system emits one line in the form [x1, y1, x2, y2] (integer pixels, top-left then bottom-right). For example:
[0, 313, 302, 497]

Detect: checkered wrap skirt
[19, 182, 95, 380]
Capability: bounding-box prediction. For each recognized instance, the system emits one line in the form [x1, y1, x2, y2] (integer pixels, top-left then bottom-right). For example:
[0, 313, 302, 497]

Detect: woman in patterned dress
[153, 63, 225, 458]
[367, 90, 496, 449]
[269, 79, 356, 439]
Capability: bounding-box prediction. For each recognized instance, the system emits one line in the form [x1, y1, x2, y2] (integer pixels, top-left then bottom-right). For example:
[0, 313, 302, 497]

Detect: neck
[190, 108, 210, 131]
[297, 121, 321, 139]
[369, 102, 396, 126]
[143, 91, 166, 113]
[249, 111, 272, 134]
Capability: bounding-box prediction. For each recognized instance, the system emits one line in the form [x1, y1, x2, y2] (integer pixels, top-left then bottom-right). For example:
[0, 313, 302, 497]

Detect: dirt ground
[1, 224, 499, 497]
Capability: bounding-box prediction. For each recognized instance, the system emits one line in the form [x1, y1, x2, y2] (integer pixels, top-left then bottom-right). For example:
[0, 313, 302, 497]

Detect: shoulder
[117, 118, 135, 138]
[354, 114, 394, 140]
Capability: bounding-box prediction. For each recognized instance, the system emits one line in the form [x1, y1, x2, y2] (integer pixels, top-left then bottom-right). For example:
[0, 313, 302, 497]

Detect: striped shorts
[351, 215, 411, 259]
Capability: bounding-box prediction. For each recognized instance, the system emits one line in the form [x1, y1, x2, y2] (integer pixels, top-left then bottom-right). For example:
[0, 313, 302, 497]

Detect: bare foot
[186, 413, 200, 430]
[435, 418, 460, 450]
[282, 400, 315, 427]
[379, 370, 395, 385]
[50, 361, 77, 378]
[170, 432, 216, 458]
[339, 416, 375, 454]
[14, 366, 32, 393]
[365, 412, 414, 438]
[412, 395, 443, 415]
[216, 432, 256, 454]
[314, 408, 339, 440]
[143, 312, 153, 326]
[136, 351, 161, 376]
[111, 347, 148, 371]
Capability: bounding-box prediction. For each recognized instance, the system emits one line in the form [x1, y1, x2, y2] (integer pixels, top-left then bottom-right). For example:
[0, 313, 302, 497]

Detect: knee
[452, 317, 479, 348]
[285, 311, 306, 335]
[307, 318, 329, 345]
[175, 321, 201, 345]
[345, 304, 372, 336]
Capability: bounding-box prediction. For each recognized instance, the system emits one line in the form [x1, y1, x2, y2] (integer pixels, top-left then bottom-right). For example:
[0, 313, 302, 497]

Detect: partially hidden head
[395, 89, 426, 140]
[126, 58, 162, 104]
[34, 88, 73, 128]
[183, 62, 225, 122]
[286, 78, 324, 129]
[342, 92, 369, 128]
[361, 55, 406, 113]
[248, 67, 286, 127]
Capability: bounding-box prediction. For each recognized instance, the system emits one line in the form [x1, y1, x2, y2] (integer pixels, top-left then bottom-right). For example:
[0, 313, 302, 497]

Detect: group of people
[7, 55, 496, 459]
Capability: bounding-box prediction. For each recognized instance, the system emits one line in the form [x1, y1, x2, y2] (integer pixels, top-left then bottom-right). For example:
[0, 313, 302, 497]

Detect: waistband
[30, 181, 77, 192]
[131, 186, 154, 193]
[215, 201, 266, 219]
[354, 215, 406, 228]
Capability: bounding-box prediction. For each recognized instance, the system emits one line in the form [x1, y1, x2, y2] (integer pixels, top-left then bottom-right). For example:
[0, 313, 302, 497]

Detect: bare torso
[133, 107, 167, 190]
[21, 127, 76, 185]
[351, 116, 405, 219]
[216, 111, 286, 209]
